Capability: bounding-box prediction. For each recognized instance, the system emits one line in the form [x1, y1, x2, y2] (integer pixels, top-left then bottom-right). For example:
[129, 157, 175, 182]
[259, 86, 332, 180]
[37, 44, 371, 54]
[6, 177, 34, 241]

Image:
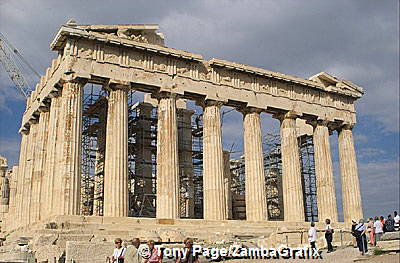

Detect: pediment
[309, 72, 363, 98]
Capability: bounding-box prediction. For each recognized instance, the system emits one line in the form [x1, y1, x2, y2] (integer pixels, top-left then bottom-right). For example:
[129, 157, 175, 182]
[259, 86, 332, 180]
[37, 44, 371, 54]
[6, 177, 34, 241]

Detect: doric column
[278, 112, 305, 222]
[44, 96, 62, 216]
[15, 133, 29, 227]
[104, 86, 129, 217]
[22, 121, 39, 225]
[31, 111, 50, 223]
[338, 124, 363, 222]
[202, 100, 226, 220]
[311, 120, 338, 222]
[55, 80, 84, 215]
[243, 108, 267, 221]
[156, 93, 180, 219]
[223, 151, 233, 220]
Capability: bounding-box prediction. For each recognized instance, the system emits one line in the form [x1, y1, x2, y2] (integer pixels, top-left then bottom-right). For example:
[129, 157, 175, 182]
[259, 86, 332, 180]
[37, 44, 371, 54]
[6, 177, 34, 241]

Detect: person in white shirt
[308, 222, 317, 249]
[324, 218, 334, 253]
[112, 238, 126, 263]
[373, 216, 384, 245]
[394, 211, 400, 231]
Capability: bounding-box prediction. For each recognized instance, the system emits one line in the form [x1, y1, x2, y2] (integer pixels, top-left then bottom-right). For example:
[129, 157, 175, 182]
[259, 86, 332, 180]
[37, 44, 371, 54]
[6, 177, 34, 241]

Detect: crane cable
[0, 32, 41, 78]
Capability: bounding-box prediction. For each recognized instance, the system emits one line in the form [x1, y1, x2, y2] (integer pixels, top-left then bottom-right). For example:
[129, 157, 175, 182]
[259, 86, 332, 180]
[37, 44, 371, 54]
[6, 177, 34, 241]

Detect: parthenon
[1, 21, 364, 239]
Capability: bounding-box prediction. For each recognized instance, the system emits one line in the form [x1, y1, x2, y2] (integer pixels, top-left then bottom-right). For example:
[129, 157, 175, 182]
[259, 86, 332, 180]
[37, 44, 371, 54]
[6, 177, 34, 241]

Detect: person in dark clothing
[175, 238, 199, 263]
[351, 219, 358, 247]
[354, 219, 368, 255]
[325, 218, 334, 253]
[384, 214, 395, 232]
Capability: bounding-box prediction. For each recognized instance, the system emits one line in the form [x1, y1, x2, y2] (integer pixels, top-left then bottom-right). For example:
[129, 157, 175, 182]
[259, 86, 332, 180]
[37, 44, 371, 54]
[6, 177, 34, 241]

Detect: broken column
[338, 124, 363, 222]
[223, 151, 232, 220]
[0, 156, 9, 224]
[104, 86, 129, 217]
[202, 100, 227, 220]
[243, 108, 267, 221]
[156, 93, 180, 219]
[278, 112, 305, 222]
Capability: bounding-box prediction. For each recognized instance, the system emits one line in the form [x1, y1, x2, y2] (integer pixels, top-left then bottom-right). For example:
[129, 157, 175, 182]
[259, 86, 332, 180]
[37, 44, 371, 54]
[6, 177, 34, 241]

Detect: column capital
[306, 119, 331, 129]
[59, 76, 88, 86]
[237, 106, 262, 115]
[200, 99, 224, 108]
[273, 111, 301, 122]
[338, 122, 355, 131]
[153, 91, 179, 100]
[104, 80, 130, 91]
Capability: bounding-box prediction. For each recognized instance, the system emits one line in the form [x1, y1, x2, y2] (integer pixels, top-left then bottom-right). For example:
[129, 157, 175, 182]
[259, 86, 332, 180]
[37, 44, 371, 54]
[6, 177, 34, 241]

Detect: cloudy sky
[0, 0, 398, 220]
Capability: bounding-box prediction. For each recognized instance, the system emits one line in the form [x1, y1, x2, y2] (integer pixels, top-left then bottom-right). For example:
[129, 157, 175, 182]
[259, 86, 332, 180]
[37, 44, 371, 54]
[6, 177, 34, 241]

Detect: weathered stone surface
[158, 229, 186, 242]
[378, 240, 400, 252]
[66, 241, 114, 263]
[381, 232, 400, 241]
[35, 245, 64, 262]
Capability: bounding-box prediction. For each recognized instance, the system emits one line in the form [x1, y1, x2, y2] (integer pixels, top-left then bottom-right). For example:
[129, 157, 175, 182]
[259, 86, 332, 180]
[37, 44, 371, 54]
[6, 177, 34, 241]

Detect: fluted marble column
[31, 111, 50, 223]
[279, 112, 305, 222]
[15, 133, 28, 227]
[55, 81, 84, 216]
[44, 96, 62, 216]
[156, 94, 180, 219]
[338, 124, 363, 222]
[104, 87, 129, 217]
[203, 101, 226, 220]
[22, 122, 39, 225]
[312, 121, 338, 222]
[243, 109, 267, 221]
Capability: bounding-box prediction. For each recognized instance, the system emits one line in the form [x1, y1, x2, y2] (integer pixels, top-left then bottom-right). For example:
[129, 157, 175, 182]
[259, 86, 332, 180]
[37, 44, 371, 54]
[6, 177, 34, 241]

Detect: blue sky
[0, 0, 398, 220]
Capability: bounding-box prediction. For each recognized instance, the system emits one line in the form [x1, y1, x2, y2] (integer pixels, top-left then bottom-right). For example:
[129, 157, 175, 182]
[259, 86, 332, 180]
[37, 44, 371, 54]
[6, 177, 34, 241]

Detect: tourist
[324, 218, 334, 253]
[373, 216, 384, 245]
[308, 222, 317, 249]
[125, 238, 142, 263]
[351, 219, 358, 248]
[380, 216, 385, 232]
[384, 214, 395, 232]
[112, 238, 126, 263]
[175, 238, 200, 263]
[143, 240, 162, 263]
[366, 217, 375, 246]
[393, 211, 400, 231]
[354, 219, 368, 255]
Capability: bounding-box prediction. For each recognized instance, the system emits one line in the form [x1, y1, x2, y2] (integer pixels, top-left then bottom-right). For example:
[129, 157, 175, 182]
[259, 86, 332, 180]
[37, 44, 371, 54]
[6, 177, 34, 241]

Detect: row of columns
[12, 81, 363, 228]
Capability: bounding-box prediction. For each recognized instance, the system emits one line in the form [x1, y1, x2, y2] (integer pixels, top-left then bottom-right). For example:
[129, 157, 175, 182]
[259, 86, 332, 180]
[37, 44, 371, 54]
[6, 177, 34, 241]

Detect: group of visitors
[109, 237, 199, 263]
[308, 211, 400, 257]
[364, 211, 399, 246]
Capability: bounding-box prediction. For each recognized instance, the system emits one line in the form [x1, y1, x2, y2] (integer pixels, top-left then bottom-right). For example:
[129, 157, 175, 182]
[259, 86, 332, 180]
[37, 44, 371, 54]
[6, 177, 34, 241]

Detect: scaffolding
[80, 91, 318, 221]
[127, 92, 158, 217]
[81, 84, 107, 216]
[263, 133, 284, 220]
[298, 134, 318, 222]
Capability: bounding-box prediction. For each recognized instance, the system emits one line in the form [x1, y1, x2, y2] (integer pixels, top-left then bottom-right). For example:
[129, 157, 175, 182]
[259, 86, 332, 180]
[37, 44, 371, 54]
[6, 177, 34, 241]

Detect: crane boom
[0, 33, 38, 98]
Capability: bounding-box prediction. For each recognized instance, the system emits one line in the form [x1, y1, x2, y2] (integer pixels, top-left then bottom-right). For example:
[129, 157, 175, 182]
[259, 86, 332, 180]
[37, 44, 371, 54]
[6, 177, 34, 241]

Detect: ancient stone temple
[0, 21, 364, 261]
